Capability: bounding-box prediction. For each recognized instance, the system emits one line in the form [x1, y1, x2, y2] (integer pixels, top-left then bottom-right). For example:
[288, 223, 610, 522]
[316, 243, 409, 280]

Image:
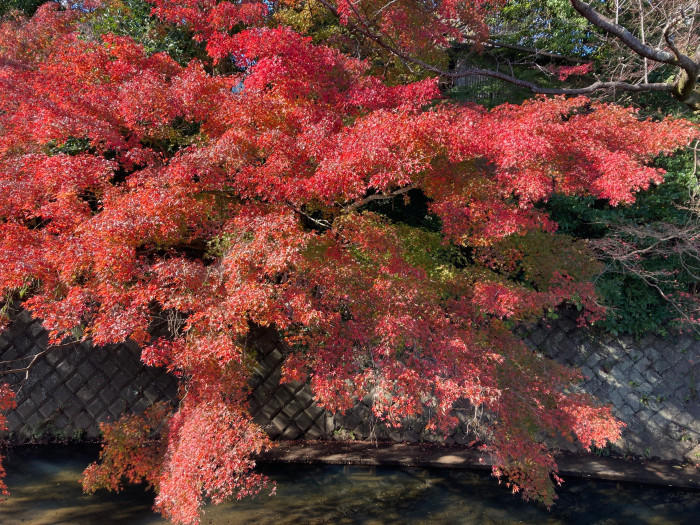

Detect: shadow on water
[0, 445, 697, 524]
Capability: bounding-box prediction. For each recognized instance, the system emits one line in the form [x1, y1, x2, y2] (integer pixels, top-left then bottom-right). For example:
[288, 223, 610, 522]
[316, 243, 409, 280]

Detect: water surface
[0, 446, 697, 524]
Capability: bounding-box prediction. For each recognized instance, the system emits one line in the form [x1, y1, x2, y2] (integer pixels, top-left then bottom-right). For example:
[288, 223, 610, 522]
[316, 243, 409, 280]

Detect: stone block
[644, 346, 662, 365]
[55, 358, 74, 377]
[634, 356, 651, 375]
[612, 358, 633, 377]
[61, 401, 82, 419]
[5, 412, 21, 430]
[608, 389, 624, 410]
[271, 414, 291, 434]
[107, 400, 126, 420]
[140, 387, 159, 406]
[304, 426, 323, 439]
[110, 369, 132, 390]
[131, 397, 151, 414]
[281, 425, 302, 440]
[13, 334, 32, 354]
[86, 398, 106, 420]
[39, 371, 62, 393]
[37, 402, 56, 420]
[644, 369, 663, 386]
[294, 410, 314, 433]
[324, 414, 335, 434]
[76, 384, 94, 404]
[580, 366, 594, 381]
[263, 349, 284, 369]
[620, 404, 635, 421]
[282, 399, 304, 420]
[255, 403, 280, 423]
[584, 352, 601, 369]
[267, 368, 282, 385]
[293, 387, 314, 407]
[675, 336, 694, 352]
[304, 404, 325, 420]
[52, 413, 69, 430]
[25, 412, 42, 430]
[65, 372, 87, 393]
[273, 386, 293, 406]
[15, 398, 36, 420]
[98, 382, 120, 406]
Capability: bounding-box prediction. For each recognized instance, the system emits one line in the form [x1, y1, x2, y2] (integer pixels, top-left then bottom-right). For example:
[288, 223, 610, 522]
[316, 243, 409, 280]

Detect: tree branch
[341, 184, 417, 214]
[0, 347, 55, 392]
[286, 202, 333, 230]
[662, 15, 685, 63]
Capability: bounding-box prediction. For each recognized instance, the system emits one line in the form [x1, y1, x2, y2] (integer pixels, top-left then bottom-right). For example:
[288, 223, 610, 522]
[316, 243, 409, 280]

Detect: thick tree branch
[570, 0, 682, 66]
[672, 44, 700, 108]
[570, 0, 699, 110]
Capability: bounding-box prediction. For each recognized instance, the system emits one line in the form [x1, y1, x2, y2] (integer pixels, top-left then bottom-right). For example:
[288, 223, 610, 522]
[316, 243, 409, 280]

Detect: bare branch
[0, 347, 54, 387]
[0, 339, 78, 389]
[454, 66, 672, 95]
[637, 0, 649, 83]
[662, 14, 685, 62]
[315, 0, 698, 108]
[591, 194, 700, 333]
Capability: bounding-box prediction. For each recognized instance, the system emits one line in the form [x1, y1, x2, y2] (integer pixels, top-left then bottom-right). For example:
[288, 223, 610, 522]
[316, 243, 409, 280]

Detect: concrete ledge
[258, 441, 700, 490]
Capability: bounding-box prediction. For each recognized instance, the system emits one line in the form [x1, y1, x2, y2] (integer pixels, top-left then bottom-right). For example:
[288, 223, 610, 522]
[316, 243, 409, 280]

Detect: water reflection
[0, 446, 697, 524]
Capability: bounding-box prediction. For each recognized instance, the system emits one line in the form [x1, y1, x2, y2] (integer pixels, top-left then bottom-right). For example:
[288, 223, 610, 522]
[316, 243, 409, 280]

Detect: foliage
[0, 2, 698, 523]
[81, 0, 207, 65]
[495, 0, 594, 57]
[0, 0, 45, 17]
[546, 151, 699, 336]
[83, 402, 172, 494]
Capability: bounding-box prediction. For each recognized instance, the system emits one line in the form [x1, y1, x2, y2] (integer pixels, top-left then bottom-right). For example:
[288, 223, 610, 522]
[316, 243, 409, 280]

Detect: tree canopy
[0, 2, 698, 523]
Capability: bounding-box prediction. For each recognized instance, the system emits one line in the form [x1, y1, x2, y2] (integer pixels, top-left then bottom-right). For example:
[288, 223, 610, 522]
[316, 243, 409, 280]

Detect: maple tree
[0, 2, 698, 523]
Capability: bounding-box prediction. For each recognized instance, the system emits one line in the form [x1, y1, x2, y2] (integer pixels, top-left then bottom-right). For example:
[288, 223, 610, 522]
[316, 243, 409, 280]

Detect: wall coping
[258, 441, 700, 490]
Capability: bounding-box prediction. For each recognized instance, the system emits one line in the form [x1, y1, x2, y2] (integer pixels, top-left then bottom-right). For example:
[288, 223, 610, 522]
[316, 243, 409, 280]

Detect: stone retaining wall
[519, 313, 700, 462]
[0, 310, 177, 442]
[248, 311, 700, 463]
[1, 309, 699, 464]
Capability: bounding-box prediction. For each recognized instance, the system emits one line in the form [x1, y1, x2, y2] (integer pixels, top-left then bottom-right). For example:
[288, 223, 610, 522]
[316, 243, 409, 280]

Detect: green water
[0, 446, 697, 524]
